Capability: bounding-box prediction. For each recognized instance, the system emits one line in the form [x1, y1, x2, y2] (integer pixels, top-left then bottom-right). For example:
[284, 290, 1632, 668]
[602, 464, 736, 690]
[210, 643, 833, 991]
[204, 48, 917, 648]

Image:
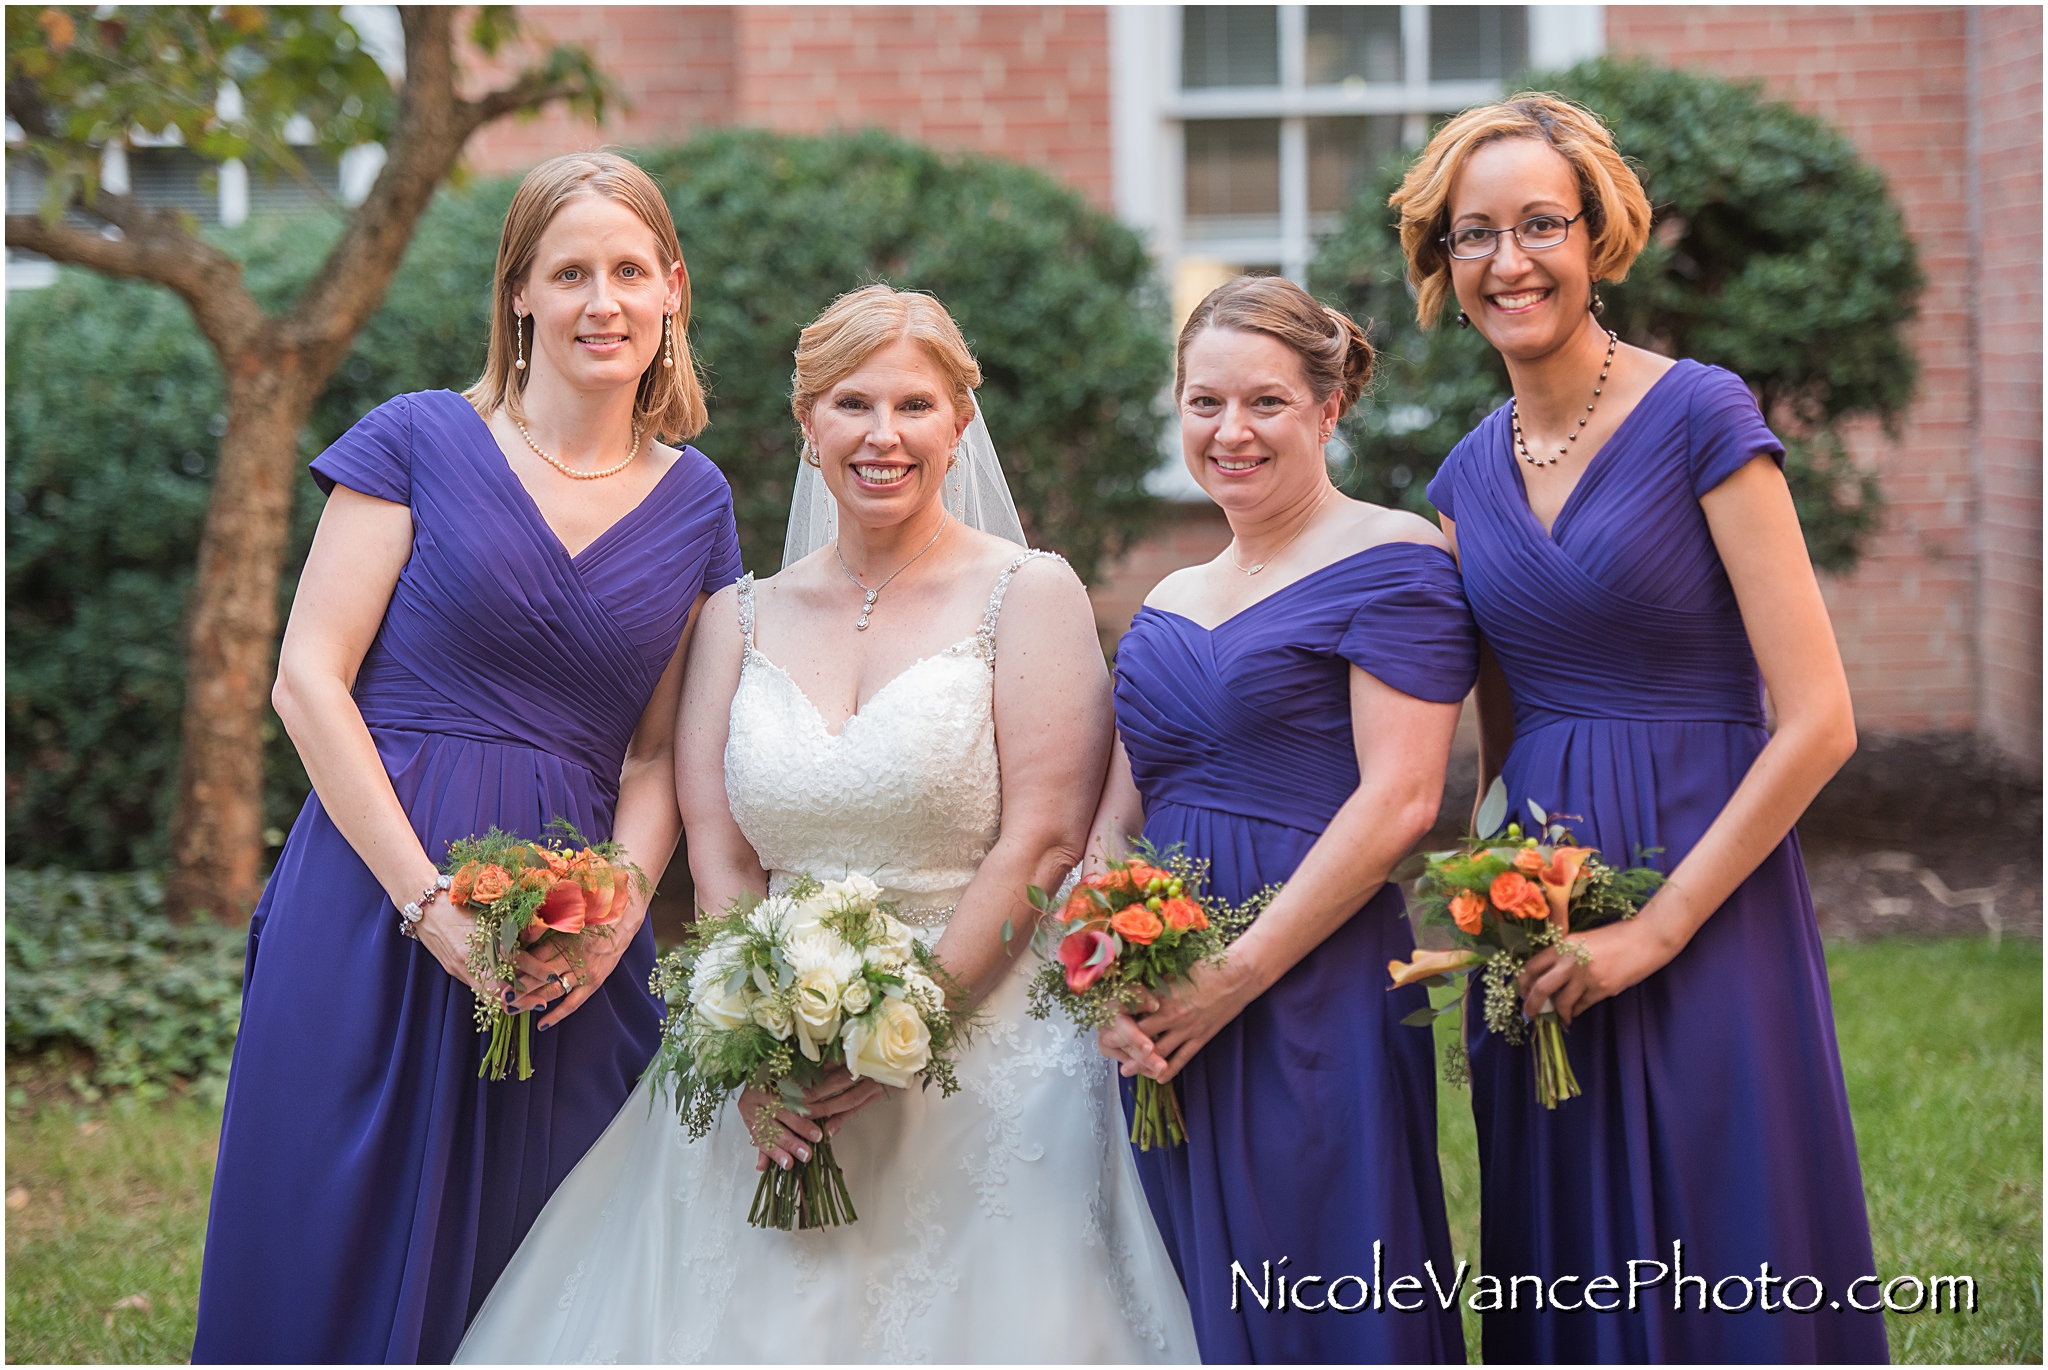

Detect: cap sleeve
[309, 394, 414, 506]
[1424, 442, 1462, 520]
[701, 491, 744, 597]
[1335, 547, 1478, 703]
[1687, 364, 1785, 499]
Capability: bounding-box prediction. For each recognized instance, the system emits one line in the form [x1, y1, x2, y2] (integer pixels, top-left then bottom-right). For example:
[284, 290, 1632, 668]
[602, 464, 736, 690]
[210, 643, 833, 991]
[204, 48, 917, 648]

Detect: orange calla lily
[1536, 846, 1597, 931]
[1387, 947, 1485, 989]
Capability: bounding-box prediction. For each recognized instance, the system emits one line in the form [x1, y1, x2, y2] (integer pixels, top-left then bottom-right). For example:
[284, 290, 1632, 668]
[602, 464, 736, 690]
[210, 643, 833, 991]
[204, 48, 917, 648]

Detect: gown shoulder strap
[976, 549, 1066, 663]
[735, 572, 757, 653]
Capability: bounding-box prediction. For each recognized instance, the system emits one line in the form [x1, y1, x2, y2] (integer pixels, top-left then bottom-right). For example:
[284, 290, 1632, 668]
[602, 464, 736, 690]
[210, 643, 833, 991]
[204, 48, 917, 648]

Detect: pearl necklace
[834, 514, 950, 631]
[1227, 482, 1334, 575]
[514, 415, 644, 480]
[1511, 329, 1618, 467]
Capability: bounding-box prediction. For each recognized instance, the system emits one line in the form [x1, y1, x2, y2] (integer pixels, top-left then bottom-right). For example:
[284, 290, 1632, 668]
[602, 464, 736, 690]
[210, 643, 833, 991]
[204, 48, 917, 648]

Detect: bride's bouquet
[442, 819, 640, 1081]
[1388, 779, 1665, 1108]
[645, 874, 972, 1230]
[1025, 844, 1275, 1150]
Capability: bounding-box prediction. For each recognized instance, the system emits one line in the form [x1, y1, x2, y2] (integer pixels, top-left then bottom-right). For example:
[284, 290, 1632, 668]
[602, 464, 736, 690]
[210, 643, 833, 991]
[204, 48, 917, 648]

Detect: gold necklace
[834, 514, 950, 631]
[1512, 329, 1617, 468]
[514, 415, 644, 480]
[1227, 482, 1334, 575]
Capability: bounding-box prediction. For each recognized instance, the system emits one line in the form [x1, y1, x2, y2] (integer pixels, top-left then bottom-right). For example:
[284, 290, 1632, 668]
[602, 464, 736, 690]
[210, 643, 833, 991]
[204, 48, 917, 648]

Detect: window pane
[1181, 6, 1279, 89]
[1308, 116, 1403, 214]
[1305, 7, 1404, 85]
[247, 151, 342, 218]
[1184, 119, 1281, 219]
[128, 147, 220, 224]
[1429, 6, 1528, 82]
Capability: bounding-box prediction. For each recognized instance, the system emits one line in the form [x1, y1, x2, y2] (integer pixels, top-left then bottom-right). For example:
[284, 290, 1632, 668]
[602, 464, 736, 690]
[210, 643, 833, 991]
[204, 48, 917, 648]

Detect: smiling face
[1178, 326, 1341, 513]
[1446, 136, 1595, 361]
[512, 194, 683, 398]
[806, 337, 973, 532]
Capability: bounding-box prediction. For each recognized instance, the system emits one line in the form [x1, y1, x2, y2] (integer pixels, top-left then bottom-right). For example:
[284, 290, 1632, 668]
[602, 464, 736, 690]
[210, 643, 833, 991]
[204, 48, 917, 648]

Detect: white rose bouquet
[645, 874, 971, 1230]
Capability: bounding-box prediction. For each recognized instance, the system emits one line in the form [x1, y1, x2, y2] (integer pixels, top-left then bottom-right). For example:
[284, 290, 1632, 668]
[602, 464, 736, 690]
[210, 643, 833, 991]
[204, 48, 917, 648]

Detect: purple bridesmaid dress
[1427, 360, 1888, 1363]
[1112, 543, 1479, 1364]
[192, 390, 742, 1363]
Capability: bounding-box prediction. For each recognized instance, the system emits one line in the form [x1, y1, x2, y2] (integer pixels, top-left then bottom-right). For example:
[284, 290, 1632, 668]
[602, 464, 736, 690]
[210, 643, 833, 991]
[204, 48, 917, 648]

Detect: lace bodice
[724, 551, 1060, 926]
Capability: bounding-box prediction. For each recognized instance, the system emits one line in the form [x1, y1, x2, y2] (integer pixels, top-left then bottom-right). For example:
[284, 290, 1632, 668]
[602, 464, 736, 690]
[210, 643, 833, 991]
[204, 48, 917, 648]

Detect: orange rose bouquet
[440, 818, 643, 1081]
[1024, 843, 1276, 1150]
[1388, 779, 1664, 1109]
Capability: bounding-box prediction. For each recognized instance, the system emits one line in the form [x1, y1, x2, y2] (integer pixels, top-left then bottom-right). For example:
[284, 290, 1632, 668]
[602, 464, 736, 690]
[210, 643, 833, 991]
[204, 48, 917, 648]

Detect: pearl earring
[662, 312, 675, 369]
[513, 310, 526, 371]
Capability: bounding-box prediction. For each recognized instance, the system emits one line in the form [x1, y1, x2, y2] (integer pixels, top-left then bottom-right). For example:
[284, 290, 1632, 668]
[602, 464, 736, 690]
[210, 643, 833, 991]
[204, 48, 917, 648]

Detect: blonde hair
[791, 285, 982, 430]
[464, 152, 708, 441]
[1390, 93, 1653, 329]
[1176, 276, 1376, 417]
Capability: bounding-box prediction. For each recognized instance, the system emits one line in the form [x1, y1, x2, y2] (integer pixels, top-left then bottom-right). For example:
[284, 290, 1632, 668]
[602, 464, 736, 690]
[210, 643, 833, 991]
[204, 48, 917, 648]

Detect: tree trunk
[162, 352, 321, 923]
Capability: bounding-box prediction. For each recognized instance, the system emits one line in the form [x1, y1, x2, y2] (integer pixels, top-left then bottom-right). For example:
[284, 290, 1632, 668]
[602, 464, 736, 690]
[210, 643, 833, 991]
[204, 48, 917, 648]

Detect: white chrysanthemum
[745, 895, 801, 941]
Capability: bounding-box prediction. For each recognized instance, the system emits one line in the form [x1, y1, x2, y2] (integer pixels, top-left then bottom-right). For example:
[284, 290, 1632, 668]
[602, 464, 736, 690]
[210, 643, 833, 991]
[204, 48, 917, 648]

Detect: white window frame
[1115, 5, 1605, 285]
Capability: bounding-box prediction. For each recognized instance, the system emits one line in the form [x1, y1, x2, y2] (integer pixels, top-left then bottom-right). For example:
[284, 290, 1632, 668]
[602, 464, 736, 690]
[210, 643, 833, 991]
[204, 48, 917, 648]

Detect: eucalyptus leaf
[1528, 798, 1548, 826]
[1000, 917, 1014, 950]
[1401, 1005, 1439, 1027]
[1475, 776, 1509, 839]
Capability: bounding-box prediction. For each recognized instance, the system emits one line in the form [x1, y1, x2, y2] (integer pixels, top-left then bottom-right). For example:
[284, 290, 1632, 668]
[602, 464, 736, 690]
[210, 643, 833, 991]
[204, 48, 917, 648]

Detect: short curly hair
[1390, 92, 1652, 329]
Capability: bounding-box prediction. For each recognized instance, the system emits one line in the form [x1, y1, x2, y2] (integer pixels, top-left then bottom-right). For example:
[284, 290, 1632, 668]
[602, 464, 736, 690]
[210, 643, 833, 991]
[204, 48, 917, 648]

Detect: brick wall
[1606, 6, 2037, 756]
[1972, 7, 2043, 771]
[461, 8, 738, 172]
[729, 7, 1113, 209]
[461, 7, 1113, 210]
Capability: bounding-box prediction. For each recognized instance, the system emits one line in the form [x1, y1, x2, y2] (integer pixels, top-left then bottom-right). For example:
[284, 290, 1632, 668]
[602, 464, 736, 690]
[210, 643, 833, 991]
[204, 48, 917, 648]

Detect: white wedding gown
[456, 552, 1198, 1364]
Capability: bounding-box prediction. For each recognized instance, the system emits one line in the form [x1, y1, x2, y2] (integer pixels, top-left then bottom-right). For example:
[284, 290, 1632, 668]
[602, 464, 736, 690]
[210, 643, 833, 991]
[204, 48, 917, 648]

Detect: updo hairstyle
[464, 151, 707, 440]
[791, 285, 983, 431]
[1390, 93, 1653, 329]
[1175, 276, 1375, 419]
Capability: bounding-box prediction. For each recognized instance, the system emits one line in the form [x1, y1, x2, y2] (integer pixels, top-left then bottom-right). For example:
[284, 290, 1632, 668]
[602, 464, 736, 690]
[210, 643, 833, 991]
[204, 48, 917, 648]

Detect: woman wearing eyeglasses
[1394, 96, 1887, 1363]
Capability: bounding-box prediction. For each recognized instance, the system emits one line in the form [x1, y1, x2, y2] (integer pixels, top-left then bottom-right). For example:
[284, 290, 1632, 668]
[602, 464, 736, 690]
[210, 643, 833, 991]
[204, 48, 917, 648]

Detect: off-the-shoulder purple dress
[1112, 542, 1479, 1364]
[192, 390, 743, 1363]
[1428, 360, 1887, 1363]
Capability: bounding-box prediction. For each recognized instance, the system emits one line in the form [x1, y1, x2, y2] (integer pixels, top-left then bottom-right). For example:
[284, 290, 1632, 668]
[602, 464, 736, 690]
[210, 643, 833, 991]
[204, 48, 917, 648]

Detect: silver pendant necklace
[834, 514, 950, 630]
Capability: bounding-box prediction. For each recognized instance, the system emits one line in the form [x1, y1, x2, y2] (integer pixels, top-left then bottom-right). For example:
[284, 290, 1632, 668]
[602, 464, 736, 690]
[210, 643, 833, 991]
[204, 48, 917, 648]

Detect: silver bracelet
[399, 874, 453, 939]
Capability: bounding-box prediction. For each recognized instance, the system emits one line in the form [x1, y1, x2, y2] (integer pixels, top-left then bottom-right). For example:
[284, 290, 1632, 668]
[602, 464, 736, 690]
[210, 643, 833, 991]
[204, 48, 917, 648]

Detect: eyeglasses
[1441, 212, 1583, 261]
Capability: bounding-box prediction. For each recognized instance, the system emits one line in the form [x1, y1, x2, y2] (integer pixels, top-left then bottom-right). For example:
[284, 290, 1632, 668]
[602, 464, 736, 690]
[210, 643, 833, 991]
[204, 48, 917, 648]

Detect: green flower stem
[1533, 1011, 1580, 1109]
[1130, 1077, 1188, 1150]
[748, 1132, 858, 1230]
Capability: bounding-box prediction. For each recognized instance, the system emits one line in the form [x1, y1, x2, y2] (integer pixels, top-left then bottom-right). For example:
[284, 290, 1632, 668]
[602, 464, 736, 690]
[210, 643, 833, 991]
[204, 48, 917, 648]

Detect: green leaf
[1000, 917, 1014, 950]
[1401, 1005, 1439, 1027]
[1527, 798, 1548, 827]
[1475, 776, 1509, 839]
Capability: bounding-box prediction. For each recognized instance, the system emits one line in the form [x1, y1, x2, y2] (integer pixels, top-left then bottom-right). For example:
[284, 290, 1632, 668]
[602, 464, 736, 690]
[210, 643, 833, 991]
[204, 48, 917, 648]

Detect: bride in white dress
[455, 285, 1197, 1364]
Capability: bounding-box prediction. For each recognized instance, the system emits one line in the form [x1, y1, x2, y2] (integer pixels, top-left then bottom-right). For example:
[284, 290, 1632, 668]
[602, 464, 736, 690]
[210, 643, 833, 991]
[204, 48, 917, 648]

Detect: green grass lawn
[6, 937, 2039, 1363]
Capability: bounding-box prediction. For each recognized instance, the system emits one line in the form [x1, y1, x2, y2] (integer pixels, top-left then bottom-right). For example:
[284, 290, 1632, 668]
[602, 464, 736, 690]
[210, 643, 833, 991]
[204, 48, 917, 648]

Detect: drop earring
[1456, 311, 1471, 329]
[513, 310, 526, 371]
[662, 312, 675, 369]
[1590, 289, 1605, 317]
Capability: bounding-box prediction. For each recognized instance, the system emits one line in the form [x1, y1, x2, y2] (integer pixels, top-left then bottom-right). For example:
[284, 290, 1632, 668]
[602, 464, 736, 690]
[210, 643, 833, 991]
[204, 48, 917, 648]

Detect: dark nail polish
[537, 1018, 551, 1032]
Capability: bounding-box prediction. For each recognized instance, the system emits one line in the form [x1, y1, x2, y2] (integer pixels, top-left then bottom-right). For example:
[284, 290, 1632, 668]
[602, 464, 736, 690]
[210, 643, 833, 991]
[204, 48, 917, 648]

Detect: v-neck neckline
[450, 394, 686, 566]
[1503, 359, 1689, 543]
[1138, 541, 1433, 634]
